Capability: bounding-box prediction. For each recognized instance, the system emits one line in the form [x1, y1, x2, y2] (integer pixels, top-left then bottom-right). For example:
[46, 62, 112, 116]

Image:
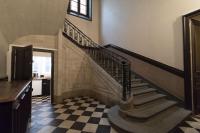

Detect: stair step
[132, 79, 142, 83]
[118, 78, 142, 84]
[134, 94, 166, 106]
[120, 100, 177, 119]
[108, 105, 191, 133]
[133, 88, 157, 96]
[132, 83, 149, 88]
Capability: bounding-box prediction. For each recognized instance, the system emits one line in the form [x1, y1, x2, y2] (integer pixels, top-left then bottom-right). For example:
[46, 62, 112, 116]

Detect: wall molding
[105, 44, 184, 78]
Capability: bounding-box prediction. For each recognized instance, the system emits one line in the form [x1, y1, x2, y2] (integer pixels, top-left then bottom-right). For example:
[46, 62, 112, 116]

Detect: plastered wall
[14, 35, 57, 49]
[0, 31, 8, 78]
[66, 0, 100, 43]
[54, 30, 121, 104]
[100, 0, 200, 70]
[108, 47, 184, 100]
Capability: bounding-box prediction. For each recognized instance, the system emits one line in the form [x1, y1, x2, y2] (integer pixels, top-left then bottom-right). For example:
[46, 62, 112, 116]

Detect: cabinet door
[13, 83, 32, 133]
[42, 79, 50, 96]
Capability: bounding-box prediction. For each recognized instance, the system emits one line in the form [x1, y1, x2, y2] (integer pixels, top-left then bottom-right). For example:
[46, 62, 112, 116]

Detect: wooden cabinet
[42, 79, 50, 96]
[0, 81, 32, 133]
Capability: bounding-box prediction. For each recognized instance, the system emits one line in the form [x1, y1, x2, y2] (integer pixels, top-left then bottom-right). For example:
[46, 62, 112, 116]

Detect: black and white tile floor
[28, 96, 117, 133]
[29, 96, 200, 133]
[177, 116, 200, 133]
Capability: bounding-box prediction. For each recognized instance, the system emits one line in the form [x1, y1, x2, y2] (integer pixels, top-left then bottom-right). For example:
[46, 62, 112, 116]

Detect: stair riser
[120, 102, 177, 121]
[132, 86, 150, 90]
[133, 90, 157, 96]
[132, 81, 142, 84]
[134, 96, 166, 108]
[134, 91, 157, 99]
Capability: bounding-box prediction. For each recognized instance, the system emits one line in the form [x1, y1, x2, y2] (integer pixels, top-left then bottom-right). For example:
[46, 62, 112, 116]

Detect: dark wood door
[11, 45, 33, 80]
[192, 19, 200, 114]
[23, 45, 33, 80]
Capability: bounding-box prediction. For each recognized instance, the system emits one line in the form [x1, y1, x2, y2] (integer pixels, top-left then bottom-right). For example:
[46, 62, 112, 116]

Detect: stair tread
[121, 100, 177, 119]
[108, 105, 191, 133]
[134, 93, 166, 106]
[133, 88, 157, 95]
[118, 78, 142, 83]
[132, 83, 149, 88]
[132, 79, 142, 82]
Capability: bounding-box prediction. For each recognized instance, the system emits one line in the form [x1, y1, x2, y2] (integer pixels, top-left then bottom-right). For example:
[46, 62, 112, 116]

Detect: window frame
[67, 0, 92, 21]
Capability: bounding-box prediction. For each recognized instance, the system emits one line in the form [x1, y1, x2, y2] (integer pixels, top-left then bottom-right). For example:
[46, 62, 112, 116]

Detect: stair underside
[108, 106, 191, 133]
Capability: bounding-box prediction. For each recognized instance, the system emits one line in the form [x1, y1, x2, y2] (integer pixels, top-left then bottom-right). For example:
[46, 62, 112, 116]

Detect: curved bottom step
[108, 105, 191, 133]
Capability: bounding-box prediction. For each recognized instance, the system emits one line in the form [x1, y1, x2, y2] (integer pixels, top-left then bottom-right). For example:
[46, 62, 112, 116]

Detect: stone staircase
[108, 73, 191, 133]
[62, 19, 191, 133]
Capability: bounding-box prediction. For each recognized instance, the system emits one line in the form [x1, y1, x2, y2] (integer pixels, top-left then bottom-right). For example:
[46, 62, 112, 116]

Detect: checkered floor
[28, 96, 117, 133]
[177, 116, 200, 133]
[28, 96, 200, 133]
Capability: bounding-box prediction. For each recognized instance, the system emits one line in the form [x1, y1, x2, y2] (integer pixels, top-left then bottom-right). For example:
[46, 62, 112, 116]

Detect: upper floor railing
[63, 19, 131, 101]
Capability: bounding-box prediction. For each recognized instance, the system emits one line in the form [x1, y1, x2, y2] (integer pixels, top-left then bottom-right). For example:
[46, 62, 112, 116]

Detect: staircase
[108, 73, 191, 133]
[62, 19, 191, 133]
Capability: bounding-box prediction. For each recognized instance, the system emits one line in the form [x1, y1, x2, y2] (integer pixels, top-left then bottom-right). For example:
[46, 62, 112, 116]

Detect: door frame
[33, 48, 55, 104]
[183, 9, 200, 111]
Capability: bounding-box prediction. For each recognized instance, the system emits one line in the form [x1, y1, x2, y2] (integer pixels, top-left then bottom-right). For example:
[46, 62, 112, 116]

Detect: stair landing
[108, 105, 191, 133]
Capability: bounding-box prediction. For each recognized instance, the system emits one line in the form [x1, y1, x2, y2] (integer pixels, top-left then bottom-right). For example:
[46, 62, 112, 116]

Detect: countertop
[0, 80, 31, 103]
[32, 77, 51, 80]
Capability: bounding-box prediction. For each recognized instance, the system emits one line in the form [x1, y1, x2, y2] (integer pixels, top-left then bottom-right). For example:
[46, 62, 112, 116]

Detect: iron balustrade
[63, 19, 131, 101]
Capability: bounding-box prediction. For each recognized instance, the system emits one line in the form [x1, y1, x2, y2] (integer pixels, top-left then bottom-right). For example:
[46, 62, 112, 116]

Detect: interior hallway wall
[14, 35, 57, 49]
[66, 0, 100, 43]
[100, 0, 200, 70]
[0, 30, 8, 78]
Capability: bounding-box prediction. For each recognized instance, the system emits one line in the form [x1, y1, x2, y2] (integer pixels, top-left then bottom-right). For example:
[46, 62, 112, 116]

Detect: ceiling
[0, 0, 69, 43]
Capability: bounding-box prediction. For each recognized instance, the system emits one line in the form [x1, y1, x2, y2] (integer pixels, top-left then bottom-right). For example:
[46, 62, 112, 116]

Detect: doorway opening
[183, 9, 200, 114]
[32, 49, 54, 104]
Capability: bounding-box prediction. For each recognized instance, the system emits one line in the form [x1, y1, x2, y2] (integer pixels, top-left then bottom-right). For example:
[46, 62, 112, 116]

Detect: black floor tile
[67, 115, 79, 121]
[52, 127, 68, 133]
[96, 125, 111, 133]
[71, 122, 86, 130]
[82, 111, 93, 116]
[88, 117, 101, 124]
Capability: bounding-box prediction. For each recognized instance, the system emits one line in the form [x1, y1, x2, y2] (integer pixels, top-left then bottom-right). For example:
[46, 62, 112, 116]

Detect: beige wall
[0, 31, 8, 78]
[54, 31, 121, 104]
[0, 0, 100, 76]
[0, 0, 100, 44]
[0, 0, 67, 43]
[100, 0, 200, 70]
[14, 35, 57, 49]
[66, 0, 100, 43]
[56, 32, 93, 98]
[108, 47, 184, 100]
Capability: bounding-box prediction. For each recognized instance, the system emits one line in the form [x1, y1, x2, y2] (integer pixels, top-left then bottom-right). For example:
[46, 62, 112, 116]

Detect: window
[68, 0, 92, 20]
[33, 56, 52, 77]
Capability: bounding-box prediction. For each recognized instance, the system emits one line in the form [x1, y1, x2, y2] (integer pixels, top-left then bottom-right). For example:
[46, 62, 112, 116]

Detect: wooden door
[23, 45, 33, 80]
[11, 45, 32, 80]
[192, 19, 200, 114]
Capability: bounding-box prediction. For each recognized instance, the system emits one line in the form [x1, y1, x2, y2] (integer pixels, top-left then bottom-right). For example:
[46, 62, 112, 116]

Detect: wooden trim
[183, 16, 192, 110]
[105, 44, 184, 77]
[182, 9, 200, 111]
[33, 48, 55, 104]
